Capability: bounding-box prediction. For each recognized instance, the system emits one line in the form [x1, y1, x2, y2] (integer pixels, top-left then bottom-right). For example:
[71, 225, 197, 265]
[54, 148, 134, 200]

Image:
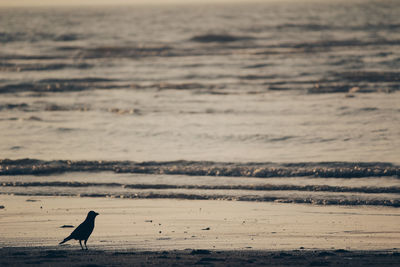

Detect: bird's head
[88, 210, 99, 218]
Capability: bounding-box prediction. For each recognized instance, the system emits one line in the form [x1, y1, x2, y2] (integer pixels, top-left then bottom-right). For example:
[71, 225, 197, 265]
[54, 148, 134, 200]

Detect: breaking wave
[0, 32, 82, 43]
[190, 34, 254, 43]
[2, 191, 400, 208]
[1, 159, 399, 207]
[0, 78, 120, 94]
[75, 45, 174, 58]
[284, 39, 400, 49]
[3, 181, 400, 194]
[0, 159, 398, 178]
[0, 62, 92, 72]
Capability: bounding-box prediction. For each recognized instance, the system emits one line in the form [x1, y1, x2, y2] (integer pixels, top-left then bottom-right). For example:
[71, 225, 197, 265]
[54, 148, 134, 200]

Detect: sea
[0, 0, 399, 208]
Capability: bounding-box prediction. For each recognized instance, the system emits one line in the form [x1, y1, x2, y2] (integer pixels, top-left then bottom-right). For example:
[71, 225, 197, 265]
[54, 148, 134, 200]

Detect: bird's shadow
[58, 245, 103, 253]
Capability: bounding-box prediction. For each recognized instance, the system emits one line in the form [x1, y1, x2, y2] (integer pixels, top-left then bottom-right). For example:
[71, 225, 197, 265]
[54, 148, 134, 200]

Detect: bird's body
[59, 211, 99, 250]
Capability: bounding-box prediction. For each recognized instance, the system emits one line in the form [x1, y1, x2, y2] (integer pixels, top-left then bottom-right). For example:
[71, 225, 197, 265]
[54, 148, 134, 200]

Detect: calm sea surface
[0, 0, 399, 207]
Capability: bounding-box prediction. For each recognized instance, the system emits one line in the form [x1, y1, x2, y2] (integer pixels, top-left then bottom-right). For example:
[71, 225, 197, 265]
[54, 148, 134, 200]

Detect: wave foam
[0, 159, 398, 178]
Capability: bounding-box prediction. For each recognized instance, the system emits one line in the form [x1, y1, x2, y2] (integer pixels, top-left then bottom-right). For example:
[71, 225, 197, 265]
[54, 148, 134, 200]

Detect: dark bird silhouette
[59, 210, 99, 250]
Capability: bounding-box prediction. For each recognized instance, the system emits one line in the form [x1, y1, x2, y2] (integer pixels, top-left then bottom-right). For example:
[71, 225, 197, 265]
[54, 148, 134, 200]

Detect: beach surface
[1, 195, 400, 265]
[1, 195, 400, 250]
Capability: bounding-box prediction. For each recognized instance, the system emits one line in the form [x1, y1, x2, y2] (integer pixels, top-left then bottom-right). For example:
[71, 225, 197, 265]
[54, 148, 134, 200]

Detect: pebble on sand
[60, 225, 74, 228]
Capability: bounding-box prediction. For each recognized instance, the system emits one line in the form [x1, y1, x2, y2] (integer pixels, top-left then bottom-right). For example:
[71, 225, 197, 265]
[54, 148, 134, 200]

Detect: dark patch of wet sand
[1, 248, 399, 267]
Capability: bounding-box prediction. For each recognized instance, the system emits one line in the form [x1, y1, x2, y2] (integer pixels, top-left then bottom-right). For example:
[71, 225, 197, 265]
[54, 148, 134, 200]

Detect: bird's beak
[95, 212, 99, 216]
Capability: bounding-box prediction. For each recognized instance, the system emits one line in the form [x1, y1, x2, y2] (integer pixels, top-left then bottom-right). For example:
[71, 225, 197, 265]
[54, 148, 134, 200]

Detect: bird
[59, 210, 99, 250]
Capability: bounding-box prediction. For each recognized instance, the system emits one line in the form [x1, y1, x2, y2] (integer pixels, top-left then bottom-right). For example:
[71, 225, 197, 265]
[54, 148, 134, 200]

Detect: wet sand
[1, 247, 400, 267]
[1, 195, 400, 265]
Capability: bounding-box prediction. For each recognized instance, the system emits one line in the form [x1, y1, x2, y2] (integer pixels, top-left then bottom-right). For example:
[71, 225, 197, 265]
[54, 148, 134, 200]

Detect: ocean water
[0, 0, 399, 207]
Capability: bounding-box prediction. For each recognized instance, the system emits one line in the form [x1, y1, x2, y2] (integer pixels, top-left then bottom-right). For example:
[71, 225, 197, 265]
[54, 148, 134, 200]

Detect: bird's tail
[59, 236, 72, 245]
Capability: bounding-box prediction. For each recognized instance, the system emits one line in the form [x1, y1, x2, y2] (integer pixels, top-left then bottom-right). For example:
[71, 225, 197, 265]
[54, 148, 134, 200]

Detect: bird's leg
[79, 240, 84, 250]
[84, 239, 88, 250]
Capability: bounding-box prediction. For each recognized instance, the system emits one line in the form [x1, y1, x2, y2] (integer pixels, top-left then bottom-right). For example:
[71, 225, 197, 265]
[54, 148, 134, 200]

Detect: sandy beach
[1, 195, 400, 266]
